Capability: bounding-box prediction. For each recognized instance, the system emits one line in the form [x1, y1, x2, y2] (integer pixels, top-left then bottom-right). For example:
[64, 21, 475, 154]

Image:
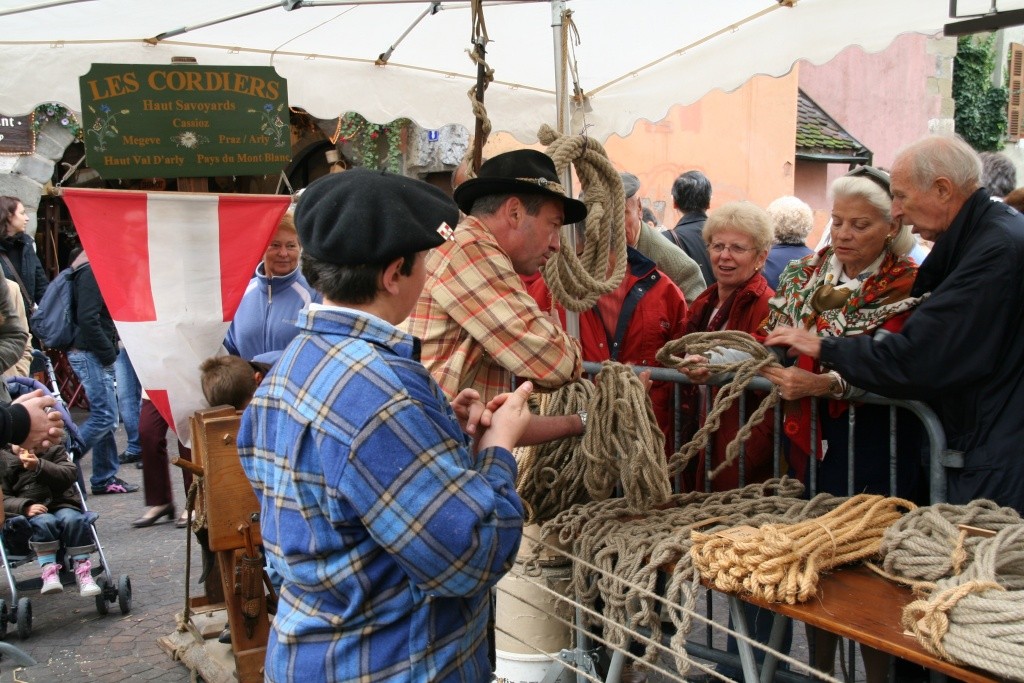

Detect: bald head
[890, 135, 983, 242]
[895, 135, 982, 195]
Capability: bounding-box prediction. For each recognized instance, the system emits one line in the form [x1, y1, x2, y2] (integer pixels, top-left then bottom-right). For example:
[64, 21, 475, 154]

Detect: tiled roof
[796, 89, 871, 162]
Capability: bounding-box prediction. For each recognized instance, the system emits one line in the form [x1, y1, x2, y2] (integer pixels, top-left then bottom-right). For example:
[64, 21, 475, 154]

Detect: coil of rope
[580, 362, 671, 509]
[902, 524, 1024, 681]
[691, 494, 916, 604]
[537, 124, 627, 312]
[656, 330, 780, 478]
[515, 362, 670, 523]
[514, 379, 595, 525]
[871, 499, 1023, 589]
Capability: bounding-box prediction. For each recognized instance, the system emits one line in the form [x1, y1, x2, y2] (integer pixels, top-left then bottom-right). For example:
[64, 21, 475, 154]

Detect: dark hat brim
[454, 177, 588, 225]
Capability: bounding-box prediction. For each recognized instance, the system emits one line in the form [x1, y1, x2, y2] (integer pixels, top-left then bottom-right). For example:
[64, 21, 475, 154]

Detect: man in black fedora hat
[238, 168, 534, 682]
[405, 149, 588, 439]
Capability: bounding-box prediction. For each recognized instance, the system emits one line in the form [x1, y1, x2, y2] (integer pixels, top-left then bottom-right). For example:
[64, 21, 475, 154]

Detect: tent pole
[551, 0, 580, 338]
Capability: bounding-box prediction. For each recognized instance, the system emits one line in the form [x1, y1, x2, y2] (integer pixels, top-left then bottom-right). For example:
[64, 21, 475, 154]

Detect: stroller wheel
[117, 575, 131, 615]
[0, 598, 8, 638]
[15, 597, 31, 640]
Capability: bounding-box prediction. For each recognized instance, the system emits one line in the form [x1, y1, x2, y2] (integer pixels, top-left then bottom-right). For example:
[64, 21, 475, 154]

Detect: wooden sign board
[79, 63, 291, 179]
[0, 115, 34, 155]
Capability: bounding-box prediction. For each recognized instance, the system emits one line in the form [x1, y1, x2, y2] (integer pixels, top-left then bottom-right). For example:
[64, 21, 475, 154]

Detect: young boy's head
[199, 356, 269, 410]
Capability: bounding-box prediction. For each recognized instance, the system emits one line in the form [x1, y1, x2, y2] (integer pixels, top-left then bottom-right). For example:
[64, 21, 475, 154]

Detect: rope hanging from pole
[537, 125, 626, 312]
[455, 0, 492, 180]
[467, 0, 491, 173]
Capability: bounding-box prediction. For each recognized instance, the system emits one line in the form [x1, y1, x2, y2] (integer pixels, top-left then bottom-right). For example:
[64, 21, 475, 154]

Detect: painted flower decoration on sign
[171, 130, 210, 149]
[86, 104, 129, 152]
[247, 102, 287, 147]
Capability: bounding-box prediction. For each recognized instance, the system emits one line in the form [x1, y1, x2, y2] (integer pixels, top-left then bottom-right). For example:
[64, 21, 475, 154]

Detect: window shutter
[1008, 43, 1024, 143]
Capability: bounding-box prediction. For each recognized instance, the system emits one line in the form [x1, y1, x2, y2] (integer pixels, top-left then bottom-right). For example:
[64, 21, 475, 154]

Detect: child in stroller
[0, 443, 101, 597]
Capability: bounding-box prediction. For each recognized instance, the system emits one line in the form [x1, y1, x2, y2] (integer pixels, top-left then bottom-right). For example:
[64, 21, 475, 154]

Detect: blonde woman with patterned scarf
[759, 166, 924, 682]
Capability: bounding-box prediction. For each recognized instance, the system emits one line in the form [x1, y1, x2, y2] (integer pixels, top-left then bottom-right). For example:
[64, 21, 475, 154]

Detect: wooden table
[723, 565, 999, 683]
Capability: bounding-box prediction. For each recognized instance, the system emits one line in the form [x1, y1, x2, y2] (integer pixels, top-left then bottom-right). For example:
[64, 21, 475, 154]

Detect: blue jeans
[28, 507, 93, 550]
[68, 350, 120, 488]
[114, 345, 142, 456]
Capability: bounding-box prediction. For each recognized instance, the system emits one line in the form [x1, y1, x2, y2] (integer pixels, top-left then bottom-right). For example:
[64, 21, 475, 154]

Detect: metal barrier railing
[581, 361, 949, 505]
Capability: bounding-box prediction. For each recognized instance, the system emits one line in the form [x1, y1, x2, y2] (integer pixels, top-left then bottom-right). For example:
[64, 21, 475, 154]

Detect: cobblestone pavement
[0, 419, 197, 683]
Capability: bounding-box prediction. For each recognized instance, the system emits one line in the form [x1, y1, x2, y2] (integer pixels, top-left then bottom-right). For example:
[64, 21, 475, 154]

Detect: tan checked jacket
[404, 215, 581, 402]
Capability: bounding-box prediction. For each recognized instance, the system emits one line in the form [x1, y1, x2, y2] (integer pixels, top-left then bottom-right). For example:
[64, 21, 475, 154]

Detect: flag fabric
[62, 188, 291, 447]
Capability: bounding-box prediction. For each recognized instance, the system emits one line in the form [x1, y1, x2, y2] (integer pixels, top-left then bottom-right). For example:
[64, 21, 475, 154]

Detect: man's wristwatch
[577, 410, 588, 430]
[826, 371, 844, 398]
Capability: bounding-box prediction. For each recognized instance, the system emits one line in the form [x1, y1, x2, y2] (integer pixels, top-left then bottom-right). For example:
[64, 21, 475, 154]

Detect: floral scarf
[762, 246, 923, 338]
[761, 245, 924, 469]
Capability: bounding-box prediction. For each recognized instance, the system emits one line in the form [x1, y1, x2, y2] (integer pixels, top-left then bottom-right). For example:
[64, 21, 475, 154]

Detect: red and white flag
[62, 188, 291, 446]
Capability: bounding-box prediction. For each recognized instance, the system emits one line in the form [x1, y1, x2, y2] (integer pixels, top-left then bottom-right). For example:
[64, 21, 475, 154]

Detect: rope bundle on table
[873, 499, 1022, 588]
[529, 477, 844, 675]
[656, 330, 780, 478]
[537, 124, 627, 312]
[691, 494, 916, 604]
[902, 525, 1024, 681]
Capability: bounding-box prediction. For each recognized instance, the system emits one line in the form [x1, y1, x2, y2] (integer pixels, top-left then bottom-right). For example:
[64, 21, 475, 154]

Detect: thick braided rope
[528, 478, 844, 674]
[580, 362, 671, 509]
[458, 0, 493, 175]
[515, 379, 595, 525]
[537, 125, 627, 312]
[902, 525, 1024, 680]
[458, 46, 493, 175]
[872, 500, 1022, 588]
[656, 331, 781, 477]
[692, 494, 916, 604]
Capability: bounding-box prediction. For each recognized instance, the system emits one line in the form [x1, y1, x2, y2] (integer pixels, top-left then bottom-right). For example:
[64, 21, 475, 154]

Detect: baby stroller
[0, 351, 132, 640]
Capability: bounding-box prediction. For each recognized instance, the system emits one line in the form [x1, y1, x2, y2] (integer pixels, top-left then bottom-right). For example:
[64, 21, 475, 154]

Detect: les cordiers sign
[79, 63, 291, 179]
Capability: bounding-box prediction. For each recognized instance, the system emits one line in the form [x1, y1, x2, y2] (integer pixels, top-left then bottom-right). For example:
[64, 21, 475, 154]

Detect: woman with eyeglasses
[679, 200, 776, 492]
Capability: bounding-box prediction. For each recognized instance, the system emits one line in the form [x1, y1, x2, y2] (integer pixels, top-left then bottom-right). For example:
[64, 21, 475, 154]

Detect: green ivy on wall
[953, 34, 1008, 152]
[338, 112, 408, 173]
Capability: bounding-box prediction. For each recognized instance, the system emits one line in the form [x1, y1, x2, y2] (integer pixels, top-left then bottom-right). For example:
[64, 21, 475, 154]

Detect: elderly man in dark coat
[766, 134, 1024, 514]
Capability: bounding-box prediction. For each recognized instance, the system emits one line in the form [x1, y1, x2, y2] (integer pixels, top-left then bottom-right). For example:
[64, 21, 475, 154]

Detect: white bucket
[494, 649, 563, 683]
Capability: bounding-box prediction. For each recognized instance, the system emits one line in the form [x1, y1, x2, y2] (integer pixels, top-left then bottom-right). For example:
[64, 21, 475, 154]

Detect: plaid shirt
[238, 306, 524, 683]
[403, 215, 582, 402]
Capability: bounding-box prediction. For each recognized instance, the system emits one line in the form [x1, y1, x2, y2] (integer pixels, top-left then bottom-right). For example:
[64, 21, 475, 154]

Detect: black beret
[295, 168, 460, 266]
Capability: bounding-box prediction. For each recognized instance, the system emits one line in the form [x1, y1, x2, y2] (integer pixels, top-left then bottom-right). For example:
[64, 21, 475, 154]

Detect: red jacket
[683, 274, 775, 491]
[528, 248, 688, 448]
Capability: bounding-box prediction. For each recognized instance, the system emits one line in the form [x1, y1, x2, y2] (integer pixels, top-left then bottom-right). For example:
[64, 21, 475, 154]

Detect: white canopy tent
[0, 0, 951, 142]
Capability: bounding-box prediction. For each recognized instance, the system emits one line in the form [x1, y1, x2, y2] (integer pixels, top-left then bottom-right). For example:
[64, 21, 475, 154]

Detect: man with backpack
[63, 249, 137, 496]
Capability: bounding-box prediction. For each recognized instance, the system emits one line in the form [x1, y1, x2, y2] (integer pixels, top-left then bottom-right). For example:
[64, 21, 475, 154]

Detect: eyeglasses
[267, 242, 300, 252]
[708, 242, 756, 255]
[846, 165, 892, 198]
